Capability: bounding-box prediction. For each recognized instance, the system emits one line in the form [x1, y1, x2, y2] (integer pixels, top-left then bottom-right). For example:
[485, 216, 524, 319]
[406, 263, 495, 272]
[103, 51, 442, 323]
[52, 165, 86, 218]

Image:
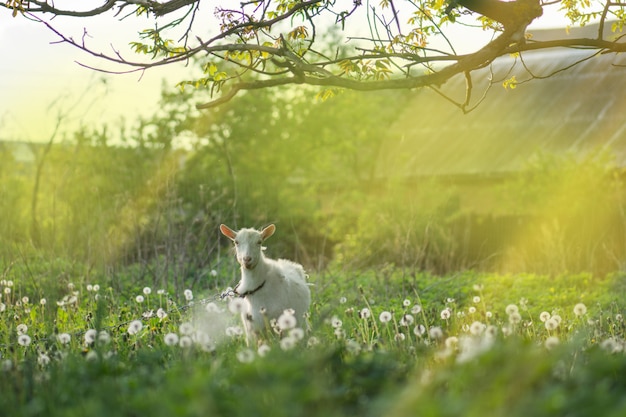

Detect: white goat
[220, 224, 311, 336]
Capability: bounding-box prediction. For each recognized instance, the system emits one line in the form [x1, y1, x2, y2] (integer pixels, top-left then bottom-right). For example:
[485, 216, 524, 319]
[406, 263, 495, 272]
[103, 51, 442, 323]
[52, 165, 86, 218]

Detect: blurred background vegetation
[2, 80, 626, 297]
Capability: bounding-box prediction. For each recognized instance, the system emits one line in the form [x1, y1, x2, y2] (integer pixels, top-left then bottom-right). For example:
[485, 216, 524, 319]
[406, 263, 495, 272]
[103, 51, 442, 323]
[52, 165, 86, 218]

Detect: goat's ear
[219, 224, 237, 241]
[261, 224, 276, 241]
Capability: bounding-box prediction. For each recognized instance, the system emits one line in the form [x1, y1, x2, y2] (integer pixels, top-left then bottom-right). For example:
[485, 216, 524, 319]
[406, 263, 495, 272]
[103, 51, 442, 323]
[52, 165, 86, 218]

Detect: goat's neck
[241, 255, 270, 286]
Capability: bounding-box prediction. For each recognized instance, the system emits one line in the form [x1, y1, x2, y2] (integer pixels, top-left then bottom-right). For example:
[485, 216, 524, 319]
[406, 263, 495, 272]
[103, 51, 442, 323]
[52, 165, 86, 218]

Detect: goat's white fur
[220, 224, 311, 336]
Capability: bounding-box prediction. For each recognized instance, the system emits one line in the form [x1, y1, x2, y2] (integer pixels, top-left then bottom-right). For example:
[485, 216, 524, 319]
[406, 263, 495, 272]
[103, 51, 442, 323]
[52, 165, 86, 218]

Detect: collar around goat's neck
[236, 280, 266, 298]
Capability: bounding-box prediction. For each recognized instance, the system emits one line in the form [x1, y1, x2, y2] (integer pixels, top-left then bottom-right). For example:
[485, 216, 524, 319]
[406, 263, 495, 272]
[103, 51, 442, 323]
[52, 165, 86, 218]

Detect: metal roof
[375, 45, 626, 179]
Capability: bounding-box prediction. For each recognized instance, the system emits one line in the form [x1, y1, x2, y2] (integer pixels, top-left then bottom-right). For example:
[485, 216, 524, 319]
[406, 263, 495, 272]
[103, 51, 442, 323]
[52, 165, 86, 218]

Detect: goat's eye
[234, 241, 239, 245]
[257, 240, 262, 245]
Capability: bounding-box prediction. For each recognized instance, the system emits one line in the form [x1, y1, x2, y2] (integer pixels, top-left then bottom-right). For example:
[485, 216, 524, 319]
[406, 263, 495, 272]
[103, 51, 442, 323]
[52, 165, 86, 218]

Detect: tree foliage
[4, 0, 626, 111]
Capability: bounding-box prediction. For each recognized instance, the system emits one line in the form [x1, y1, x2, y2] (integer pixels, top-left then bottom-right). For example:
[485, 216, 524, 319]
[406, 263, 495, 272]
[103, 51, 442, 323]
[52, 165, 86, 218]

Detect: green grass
[1, 263, 626, 416]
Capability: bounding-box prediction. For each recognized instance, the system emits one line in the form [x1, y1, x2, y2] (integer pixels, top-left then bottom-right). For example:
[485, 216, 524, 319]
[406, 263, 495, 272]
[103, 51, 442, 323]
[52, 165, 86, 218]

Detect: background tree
[4, 0, 625, 111]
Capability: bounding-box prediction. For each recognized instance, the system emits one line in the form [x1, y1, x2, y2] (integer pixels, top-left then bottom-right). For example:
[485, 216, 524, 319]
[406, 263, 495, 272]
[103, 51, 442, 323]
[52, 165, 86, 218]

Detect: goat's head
[220, 224, 276, 270]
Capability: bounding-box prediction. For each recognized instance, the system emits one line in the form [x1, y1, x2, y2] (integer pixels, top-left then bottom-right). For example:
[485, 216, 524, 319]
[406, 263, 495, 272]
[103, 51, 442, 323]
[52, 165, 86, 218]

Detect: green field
[1, 262, 625, 417]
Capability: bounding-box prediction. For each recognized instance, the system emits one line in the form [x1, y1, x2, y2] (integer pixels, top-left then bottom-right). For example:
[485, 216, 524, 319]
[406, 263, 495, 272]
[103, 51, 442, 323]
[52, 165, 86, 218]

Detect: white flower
[205, 302, 222, 314]
[16, 324, 28, 335]
[84, 329, 97, 344]
[157, 289, 166, 295]
[225, 326, 244, 338]
[545, 318, 559, 331]
[127, 320, 143, 335]
[143, 287, 152, 295]
[403, 299, 411, 307]
[539, 311, 551, 322]
[551, 314, 563, 325]
[156, 308, 168, 319]
[179, 322, 194, 335]
[0, 303, 6, 312]
[544, 336, 560, 350]
[339, 297, 347, 304]
[237, 349, 255, 363]
[508, 312, 522, 324]
[93, 285, 100, 292]
[616, 314, 624, 322]
[210, 270, 218, 277]
[1, 359, 12, 372]
[39, 299, 46, 306]
[359, 308, 371, 319]
[573, 303, 587, 317]
[505, 304, 519, 316]
[379, 311, 392, 323]
[277, 311, 297, 331]
[289, 328, 305, 341]
[21, 296, 29, 304]
[4, 288, 10, 295]
[429, 326, 443, 340]
[57, 333, 71, 345]
[470, 321, 485, 336]
[164, 333, 179, 346]
[394, 333, 406, 342]
[179, 335, 193, 348]
[334, 328, 346, 340]
[184, 289, 193, 301]
[346, 339, 361, 354]
[399, 314, 414, 326]
[440, 308, 451, 320]
[135, 295, 144, 303]
[86, 284, 93, 292]
[411, 305, 422, 315]
[18, 334, 31, 346]
[38, 354, 51, 366]
[228, 298, 246, 315]
[280, 336, 297, 351]
[98, 331, 111, 345]
[307, 336, 320, 347]
[445, 336, 459, 349]
[472, 296, 481, 304]
[413, 324, 426, 336]
[486, 311, 493, 318]
[258, 344, 271, 357]
[330, 316, 343, 328]
[468, 306, 476, 314]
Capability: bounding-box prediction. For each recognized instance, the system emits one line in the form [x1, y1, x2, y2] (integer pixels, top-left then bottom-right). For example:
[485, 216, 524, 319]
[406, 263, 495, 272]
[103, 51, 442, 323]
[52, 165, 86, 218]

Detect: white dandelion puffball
[508, 312, 522, 324]
[237, 349, 255, 364]
[545, 318, 559, 331]
[205, 302, 222, 314]
[540, 311, 551, 322]
[330, 316, 343, 329]
[183, 289, 193, 301]
[156, 308, 168, 319]
[143, 287, 152, 295]
[277, 311, 297, 331]
[359, 308, 371, 319]
[179, 335, 193, 348]
[258, 344, 271, 357]
[429, 326, 444, 340]
[544, 336, 560, 350]
[18, 334, 31, 346]
[38, 354, 51, 366]
[413, 324, 426, 337]
[403, 299, 411, 307]
[135, 295, 144, 303]
[179, 322, 194, 336]
[411, 305, 422, 315]
[289, 328, 305, 341]
[57, 333, 71, 345]
[440, 309, 451, 320]
[84, 329, 97, 344]
[98, 331, 111, 345]
[505, 304, 519, 316]
[379, 311, 392, 323]
[574, 303, 587, 317]
[16, 324, 28, 335]
[127, 320, 143, 335]
[280, 336, 297, 351]
[472, 296, 481, 304]
[470, 321, 485, 336]
[164, 333, 179, 346]
[228, 298, 246, 315]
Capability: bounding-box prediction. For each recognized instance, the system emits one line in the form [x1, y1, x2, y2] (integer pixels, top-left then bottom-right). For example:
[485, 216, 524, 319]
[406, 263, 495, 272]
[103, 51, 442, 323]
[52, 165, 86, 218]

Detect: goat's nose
[242, 256, 252, 264]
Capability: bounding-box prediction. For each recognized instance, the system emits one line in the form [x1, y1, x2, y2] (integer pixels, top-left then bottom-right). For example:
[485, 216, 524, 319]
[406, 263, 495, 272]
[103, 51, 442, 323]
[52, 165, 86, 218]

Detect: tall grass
[0, 261, 625, 416]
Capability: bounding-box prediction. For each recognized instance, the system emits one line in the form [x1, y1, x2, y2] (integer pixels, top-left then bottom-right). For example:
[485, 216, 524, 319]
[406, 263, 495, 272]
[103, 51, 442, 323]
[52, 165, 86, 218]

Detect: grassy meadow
[1, 260, 626, 417]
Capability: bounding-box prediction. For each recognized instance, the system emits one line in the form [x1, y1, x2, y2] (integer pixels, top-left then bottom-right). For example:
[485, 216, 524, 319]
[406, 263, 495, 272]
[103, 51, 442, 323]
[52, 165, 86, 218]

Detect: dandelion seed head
[258, 344, 271, 357]
[277, 312, 297, 331]
[399, 314, 414, 326]
[539, 311, 551, 322]
[545, 318, 559, 331]
[84, 329, 97, 344]
[38, 354, 51, 367]
[468, 306, 476, 314]
[39, 298, 46, 306]
[21, 296, 28, 304]
[164, 333, 179, 346]
[307, 336, 320, 347]
[157, 289, 166, 295]
[486, 311, 493, 318]
[334, 328, 346, 340]
[183, 289, 193, 301]
[237, 349, 255, 363]
[552, 314, 563, 325]
[93, 284, 100, 292]
[505, 304, 519, 316]
[98, 331, 111, 345]
[228, 298, 246, 315]
[394, 333, 406, 342]
[86, 285, 93, 292]
[225, 326, 244, 338]
[359, 308, 371, 319]
[445, 336, 459, 349]
[179, 335, 193, 348]
[379, 311, 392, 323]
[179, 322, 194, 335]
[4, 288, 10, 295]
[440, 309, 451, 320]
[280, 336, 297, 351]
[127, 320, 143, 335]
[545, 336, 560, 350]
[470, 321, 485, 336]
[156, 308, 168, 319]
[403, 299, 411, 307]
[573, 303, 587, 317]
[210, 269, 218, 277]
[429, 326, 443, 340]
[616, 314, 623, 322]
[508, 312, 522, 324]
[16, 324, 28, 335]
[135, 295, 144, 303]
[346, 339, 361, 354]
[413, 324, 426, 336]
[411, 305, 422, 315]
[143, 287, 152, 295]
[339, 297, 347, 304]
[57, 333, 71, 345]
[17, 334, 31, 347]
[472, 296, 481, 304]
[1, 359, 12, 372]
[289, 328, 305, 341]
[205, 302, 222, 314]
[330, 316, 343, 328]
[0, 303, 6, 312]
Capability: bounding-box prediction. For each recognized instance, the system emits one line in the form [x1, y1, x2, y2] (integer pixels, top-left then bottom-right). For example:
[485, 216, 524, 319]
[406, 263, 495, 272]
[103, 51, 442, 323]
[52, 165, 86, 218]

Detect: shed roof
[375, 28, 626, 180]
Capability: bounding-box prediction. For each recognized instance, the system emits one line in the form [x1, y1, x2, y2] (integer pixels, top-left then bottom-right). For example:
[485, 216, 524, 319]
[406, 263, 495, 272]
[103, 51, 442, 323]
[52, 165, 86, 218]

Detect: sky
[0, 2, 573, 143]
